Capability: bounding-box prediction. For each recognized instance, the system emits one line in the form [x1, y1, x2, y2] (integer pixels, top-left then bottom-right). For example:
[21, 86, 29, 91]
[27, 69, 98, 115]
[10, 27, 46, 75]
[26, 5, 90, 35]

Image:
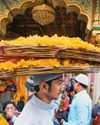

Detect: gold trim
[32, 4, 55, 13]
[67, 3, 92, 30]
[0, 0, 92, 35]
[0, 0, 43, 35]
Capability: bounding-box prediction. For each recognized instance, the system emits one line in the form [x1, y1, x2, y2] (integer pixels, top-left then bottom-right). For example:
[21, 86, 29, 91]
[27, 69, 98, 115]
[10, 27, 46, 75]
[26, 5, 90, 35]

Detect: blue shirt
[63, 90, 92, 125]
[14, 95, 56, 125]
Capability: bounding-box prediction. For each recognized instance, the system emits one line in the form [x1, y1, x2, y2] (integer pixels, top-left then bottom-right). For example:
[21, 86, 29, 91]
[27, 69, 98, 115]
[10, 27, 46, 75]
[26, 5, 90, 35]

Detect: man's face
[73, 80, 80, 92]
[47, 77, 63, 100]
[4, 103, 16, 119]
[5, 104, 16, 113]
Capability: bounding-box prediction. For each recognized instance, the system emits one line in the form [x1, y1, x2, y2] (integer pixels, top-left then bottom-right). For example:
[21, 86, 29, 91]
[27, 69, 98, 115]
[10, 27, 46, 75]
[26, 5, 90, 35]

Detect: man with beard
[61, 74, 92, 125]
[14, 73, 63, 125]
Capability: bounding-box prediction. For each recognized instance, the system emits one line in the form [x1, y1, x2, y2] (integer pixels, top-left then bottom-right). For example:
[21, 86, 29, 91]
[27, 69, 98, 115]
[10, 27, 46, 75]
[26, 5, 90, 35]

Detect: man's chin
[53, 96, 59, 100]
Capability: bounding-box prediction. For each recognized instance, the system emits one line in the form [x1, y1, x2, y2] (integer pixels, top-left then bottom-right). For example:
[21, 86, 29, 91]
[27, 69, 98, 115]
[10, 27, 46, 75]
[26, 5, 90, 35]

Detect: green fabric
[92, 26, 100, 30]
[0, 84, 7, 86]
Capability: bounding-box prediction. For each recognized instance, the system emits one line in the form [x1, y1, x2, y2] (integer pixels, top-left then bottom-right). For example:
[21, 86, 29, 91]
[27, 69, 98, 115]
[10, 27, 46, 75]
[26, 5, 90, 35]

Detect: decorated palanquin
[0, 35, 100, 75]
[0, 35, 100, 103]
[0, 3, 100, 124]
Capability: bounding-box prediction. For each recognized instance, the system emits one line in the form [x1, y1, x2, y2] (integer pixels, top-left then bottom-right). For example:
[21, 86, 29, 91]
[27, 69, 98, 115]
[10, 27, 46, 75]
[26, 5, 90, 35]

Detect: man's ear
[39, 82, 48, 91]
[77, 82, 80, 87]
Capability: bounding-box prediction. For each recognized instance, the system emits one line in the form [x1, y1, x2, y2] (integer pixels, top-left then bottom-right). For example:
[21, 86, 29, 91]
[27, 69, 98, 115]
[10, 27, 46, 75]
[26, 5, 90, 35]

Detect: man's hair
[34, 80, 52, 92]
[34, 77, 62, 92]
[46, 80, 52, 92]
[79, 83, 88, 89]
[3, 100, 16, 111]
[34, 85, 40, 92]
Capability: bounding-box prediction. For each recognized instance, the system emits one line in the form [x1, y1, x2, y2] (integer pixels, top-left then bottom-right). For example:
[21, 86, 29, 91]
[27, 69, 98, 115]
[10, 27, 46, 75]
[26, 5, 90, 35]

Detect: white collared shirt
[14, 95, 55, 125]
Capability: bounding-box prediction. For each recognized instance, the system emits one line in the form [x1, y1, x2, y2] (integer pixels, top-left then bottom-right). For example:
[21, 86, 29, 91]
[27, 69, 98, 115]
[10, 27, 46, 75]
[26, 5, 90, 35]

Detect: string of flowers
[0, 34, 100, 52]
[0, 59, 89, 71]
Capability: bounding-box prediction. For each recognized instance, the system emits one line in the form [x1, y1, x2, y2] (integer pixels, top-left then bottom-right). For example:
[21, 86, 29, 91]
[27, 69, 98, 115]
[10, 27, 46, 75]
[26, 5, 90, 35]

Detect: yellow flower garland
[0, 59, 89, 71]
[0, 35, 100, 52]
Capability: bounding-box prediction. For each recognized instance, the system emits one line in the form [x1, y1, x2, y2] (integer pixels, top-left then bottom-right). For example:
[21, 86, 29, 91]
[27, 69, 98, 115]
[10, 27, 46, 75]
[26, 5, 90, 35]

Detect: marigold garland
[1, 35, 99, 105]
[0, 59, 89, 71]
[63, 60, 89, 67]
[0, 34, 100, 52]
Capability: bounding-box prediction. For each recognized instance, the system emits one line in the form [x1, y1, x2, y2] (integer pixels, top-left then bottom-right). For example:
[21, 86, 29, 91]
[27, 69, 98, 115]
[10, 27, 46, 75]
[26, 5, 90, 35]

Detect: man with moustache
[61, 74, 92, 125]
[14, 73, 63, 125]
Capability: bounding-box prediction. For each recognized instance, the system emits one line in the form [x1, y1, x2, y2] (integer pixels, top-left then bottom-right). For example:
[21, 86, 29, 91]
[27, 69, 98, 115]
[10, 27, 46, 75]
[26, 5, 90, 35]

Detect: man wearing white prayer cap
[61, 74, 92, 125]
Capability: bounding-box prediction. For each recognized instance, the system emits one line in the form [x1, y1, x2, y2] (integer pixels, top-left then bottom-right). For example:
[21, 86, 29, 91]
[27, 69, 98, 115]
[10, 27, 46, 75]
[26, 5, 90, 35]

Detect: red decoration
[0, 86, 7, 92]
[0, 80, 14, 92]
[0, 81, 7, 92]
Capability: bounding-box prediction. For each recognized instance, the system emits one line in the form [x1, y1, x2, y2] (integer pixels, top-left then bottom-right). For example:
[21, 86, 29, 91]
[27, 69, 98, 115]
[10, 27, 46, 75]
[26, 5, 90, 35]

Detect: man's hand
[5, 110, 20, 119]
[13, 110, 20, 117]
[6, 110, 14, 119]
[60, 119, 65, 125]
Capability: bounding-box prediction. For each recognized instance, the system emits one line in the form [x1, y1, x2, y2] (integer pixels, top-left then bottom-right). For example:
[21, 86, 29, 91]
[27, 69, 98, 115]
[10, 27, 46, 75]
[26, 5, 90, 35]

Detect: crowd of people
[0, 73, 99, 125]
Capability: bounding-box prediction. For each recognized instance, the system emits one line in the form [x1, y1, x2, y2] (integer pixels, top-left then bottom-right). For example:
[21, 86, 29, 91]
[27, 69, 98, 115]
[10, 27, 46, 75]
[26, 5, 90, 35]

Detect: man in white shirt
[61, 74, 92, 125]
[14, 73, 63, 125]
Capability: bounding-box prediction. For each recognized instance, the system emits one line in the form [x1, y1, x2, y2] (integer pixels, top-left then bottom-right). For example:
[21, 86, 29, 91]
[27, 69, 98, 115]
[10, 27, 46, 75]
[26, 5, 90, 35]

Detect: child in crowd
[3, 100, 20, 125]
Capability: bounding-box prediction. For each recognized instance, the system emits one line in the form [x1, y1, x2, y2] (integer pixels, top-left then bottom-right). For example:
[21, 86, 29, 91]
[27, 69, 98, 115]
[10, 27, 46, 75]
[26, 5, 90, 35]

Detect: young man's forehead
[53, 77, 63, 81]
[6, 103, 15, 107]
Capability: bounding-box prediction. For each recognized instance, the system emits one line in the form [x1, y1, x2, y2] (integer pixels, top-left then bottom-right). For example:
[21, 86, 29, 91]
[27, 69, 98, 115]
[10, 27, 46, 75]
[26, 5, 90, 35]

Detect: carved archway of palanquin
[67, 4, 90, 28]
[53, 0, 92, 30]
[0, 0, 92, 36]
[53, 0, 92, 31]
[0, 0, 43, 35]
